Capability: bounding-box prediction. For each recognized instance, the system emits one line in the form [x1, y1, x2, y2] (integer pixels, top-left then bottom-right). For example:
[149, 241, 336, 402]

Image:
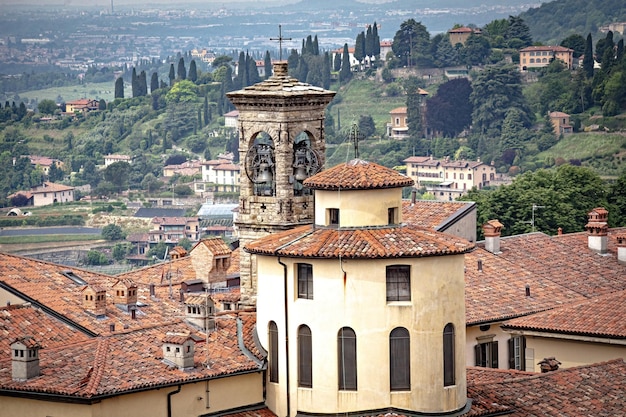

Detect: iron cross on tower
[270, 25, 292, 61]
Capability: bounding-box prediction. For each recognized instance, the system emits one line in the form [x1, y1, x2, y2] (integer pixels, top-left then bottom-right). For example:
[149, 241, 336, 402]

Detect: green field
[16, 81, 124, 104]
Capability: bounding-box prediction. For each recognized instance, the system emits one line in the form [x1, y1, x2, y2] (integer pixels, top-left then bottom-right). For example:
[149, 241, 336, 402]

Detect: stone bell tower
[227, 62, 335, 306]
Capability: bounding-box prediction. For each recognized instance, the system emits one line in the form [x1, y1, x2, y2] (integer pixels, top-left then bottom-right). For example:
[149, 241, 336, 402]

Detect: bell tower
[227, 62, 335, 306]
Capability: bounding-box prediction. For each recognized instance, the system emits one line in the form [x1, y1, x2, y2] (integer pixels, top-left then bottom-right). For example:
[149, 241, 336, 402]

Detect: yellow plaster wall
[257, 253, 467, 416]
[314, 188, 403, 227]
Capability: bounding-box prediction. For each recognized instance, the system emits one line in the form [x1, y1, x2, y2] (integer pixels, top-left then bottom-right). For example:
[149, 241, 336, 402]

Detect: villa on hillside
[8, 181, 75, 207]
[519, 45, 574, 71]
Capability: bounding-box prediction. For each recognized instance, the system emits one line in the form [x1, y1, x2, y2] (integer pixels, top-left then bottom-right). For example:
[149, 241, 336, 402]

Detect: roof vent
[538, 357, 561, 373]
[11, 336, 41, 381]
[61, 270, 87, 286]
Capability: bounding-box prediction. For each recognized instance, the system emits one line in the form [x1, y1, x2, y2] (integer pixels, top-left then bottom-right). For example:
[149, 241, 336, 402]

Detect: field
[16, 81, 121, 104]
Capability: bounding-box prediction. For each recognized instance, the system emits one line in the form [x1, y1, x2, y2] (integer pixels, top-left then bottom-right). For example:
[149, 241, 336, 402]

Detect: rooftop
[303, 159, 414, 191]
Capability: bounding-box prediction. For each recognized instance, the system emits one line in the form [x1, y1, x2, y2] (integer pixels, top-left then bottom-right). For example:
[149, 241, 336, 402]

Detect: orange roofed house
[548, 111, 573, 136]
[387, 107, 408, 138]
[8, 181, 74, 207]
[448, 26, 482, 46]
[519, 45, 574, 71]
[64, 98, 100, 114]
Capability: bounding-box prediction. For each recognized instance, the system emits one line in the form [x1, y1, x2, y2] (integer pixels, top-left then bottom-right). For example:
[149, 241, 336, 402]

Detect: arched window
[338, 327, 357, 391]
[269, 321, 279, 383]
[390, 327, 410, 391]
[298, 325, 312, 388]
[443, 323, 455, 386]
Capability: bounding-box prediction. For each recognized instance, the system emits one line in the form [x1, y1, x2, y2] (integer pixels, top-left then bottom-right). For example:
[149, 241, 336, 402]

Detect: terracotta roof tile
[303, 159, 414, 190]
[245, 224, 474, 259]
[467, 359, 626, 416]
[0, 313, 262, 399]
[402, 200, 475, 230]
[502, 288, 626, 338]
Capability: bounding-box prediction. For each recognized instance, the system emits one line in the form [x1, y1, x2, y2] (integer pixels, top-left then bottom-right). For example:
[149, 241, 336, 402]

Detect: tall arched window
[338, 327, 357, 391]
[298, 325, 312, 388]
[390, 327, 410, 391]
[269, 321, 279, 383]
[443, 323, 455, 386]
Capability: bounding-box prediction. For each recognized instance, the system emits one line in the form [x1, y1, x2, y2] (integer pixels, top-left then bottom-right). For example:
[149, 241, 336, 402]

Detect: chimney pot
[557, 227, 562, 235]
[477, 260, 483, 272]
[525, 284, 531, 297]
[110, 323, 115, 332]
[131, 309, 136, 320]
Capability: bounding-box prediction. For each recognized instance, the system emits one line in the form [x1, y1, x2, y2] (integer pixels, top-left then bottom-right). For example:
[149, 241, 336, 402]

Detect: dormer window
[327, 208, 339, 226]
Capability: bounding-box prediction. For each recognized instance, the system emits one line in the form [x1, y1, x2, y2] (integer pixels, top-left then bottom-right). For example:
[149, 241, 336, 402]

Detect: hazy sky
[0, 0, 299, 5]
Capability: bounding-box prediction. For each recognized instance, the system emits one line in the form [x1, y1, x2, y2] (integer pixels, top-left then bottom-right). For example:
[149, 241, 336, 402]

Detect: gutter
[167, 385, 181, 417]
[278, 257, 290, 417]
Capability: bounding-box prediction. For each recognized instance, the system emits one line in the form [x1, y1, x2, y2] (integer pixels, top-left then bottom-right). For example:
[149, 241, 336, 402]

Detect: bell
[256, 163, 273, 183]
[294, 165, 308, 181]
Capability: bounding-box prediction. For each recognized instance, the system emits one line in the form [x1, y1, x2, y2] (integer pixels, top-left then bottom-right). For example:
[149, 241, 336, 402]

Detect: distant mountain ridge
[520, 0, 626, 44]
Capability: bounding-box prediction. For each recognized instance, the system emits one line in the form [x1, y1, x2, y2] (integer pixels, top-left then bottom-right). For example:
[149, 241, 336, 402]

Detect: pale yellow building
[247, 159, 474, 416]
[519, 45, 574, 71]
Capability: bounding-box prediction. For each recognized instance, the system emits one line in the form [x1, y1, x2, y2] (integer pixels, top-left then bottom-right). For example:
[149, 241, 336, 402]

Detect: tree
[461, 34, 491, 66]
[177, 57, 187, 80]
[103, 161, 131, 191]
[168, 63, 175, 86]
[425, 78, 473, 138]
[38, 99, 57, 115]
[560, 34, 586, 58]
[98, 99, 106, 110]
[264, 50, 272, 79]
[85, 250, 109, 266]
[505, 16, 532, 48]
[131, 67, 139, 97]
[178, 237, 193, 251]
[404, 76, 424, 138]
[188, 59, 198, 82]
[339, 43, 352, 83]
[372, 21, 380, 59]
[148, 241, 168, 260]
[354, 32, 365, 66]
[138, 70, 148, 97]
[582, 33, 594, 79]
[358, 115, 376, 138]
[150, 72, 159, 93]
[333, 52, 341, 72]
[102, 224, 126, 241]
[246, 52, 261, 85]
[114, 77, 124, 99]
[112, 243, 131, 261]
[392, 19, 431, 67]
[365, 25, 374, 61]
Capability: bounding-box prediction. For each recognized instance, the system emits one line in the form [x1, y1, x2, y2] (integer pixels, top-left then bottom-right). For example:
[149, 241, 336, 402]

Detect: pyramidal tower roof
[226, 62, 335, 99]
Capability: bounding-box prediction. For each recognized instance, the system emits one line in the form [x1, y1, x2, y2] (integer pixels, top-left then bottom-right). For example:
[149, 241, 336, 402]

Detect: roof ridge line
[84, 338, 110, 395]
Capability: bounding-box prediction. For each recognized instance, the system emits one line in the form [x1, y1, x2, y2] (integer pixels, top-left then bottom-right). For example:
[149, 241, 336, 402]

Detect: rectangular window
[508, 336, 526, 370]
[327, 208, 339, 226]
[388, 207, 398, 225]
[474, 340, 498, 368]
[297, 263, 313, 300]
[269, 322, 279, 383]
[386, 265, 411, 302]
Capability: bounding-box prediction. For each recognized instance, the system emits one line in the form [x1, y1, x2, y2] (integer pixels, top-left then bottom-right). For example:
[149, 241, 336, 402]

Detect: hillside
[520, 0, 626, 44]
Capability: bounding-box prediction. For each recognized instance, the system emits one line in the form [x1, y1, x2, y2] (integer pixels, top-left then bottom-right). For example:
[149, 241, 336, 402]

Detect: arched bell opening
[291, 131, 322, 196]
[245, 132, 276, 197]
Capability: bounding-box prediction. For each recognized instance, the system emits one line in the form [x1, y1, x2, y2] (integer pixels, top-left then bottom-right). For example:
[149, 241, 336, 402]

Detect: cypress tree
[177, 57, 186, 80]
[372, 22, 380, 58]
[340, 43, 353, 83]
[114, 76, 124, 99]
[333, 52, 341, 72]
[583, 33, 594, 79]
[131, 68, 138, 97]
[139, 70, 147, 96]
[169, 64, 175, 86]
[203, 95, 209, 126]
[189, 59, 198, 82]
[150, 72, 159, 93]
[365, 25, 374, 61]
[313, 35, 319, 56]
[264, 50, 272, 79]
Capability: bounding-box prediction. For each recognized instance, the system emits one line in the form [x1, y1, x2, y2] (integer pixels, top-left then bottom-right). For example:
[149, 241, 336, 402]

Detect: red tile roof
[303, 159, 414, 191]
[502, 288, 626, 338]
[467, 359, 626, 416]
[245, 224, 474, 259]
[402, 200, 475, 230]
[0, 313, 263, 399]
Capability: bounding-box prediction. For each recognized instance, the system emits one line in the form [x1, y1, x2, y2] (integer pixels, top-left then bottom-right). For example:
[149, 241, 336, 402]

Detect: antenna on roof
[348, 123, 363, 159]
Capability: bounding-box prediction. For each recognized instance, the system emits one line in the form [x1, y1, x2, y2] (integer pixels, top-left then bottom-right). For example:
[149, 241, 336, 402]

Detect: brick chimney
[482, 219, 504, 254]
[11, 336, 41, 381]
[112, 279, 138, 308]
[616, 234, 626, 265]
[162, 332, 195, 369]
[82, 285, 106, 316]
[585, 207, 608, 253]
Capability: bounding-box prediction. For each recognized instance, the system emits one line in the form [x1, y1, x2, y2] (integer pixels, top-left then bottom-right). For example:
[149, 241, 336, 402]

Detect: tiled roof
[520, 45, 573, 52]
[303, 159, 414, 191]
[495, 230, 626, 298]
[466, 366, 534, 384]
[0, 253, 185, 336]
[467, 359, 626, 416]
[502, 288, 626, 338]
[549, 111, 570, 118]
[227, 247, 240, 277]
[195, 237, 232, 257]
[441, 160, 483, 169]
[402, 200, 475, 231]
[464, 247, 586, 325]
[0, 313, 263, 399]
[245, 224, 474, 259]
[31, 181, 74, 193]
[403, 156, 431, 164]
[221, 407, 277, 417]
[0, 305, 91, 350]
[389, 107, 407, 114]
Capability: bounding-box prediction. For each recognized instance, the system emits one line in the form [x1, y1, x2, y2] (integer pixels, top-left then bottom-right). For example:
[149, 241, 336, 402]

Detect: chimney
[82, 285, 106, 317]
[150, 283, 155, 297]
[11, 336, 41, 381]
[477, 260, 483, 272]
[585, 207, 608, 253]
[482, 219, 504, 254]
[617, 234, 626, 265]
[131, 308, 136, 320]
[411, 190, 417, 204]
[162, 332, 195, 369]
[110, 323, 115, 332]
[525, 284, 531, 297]
[557, 227, 562, 236]
[538, 357, 561, 373]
